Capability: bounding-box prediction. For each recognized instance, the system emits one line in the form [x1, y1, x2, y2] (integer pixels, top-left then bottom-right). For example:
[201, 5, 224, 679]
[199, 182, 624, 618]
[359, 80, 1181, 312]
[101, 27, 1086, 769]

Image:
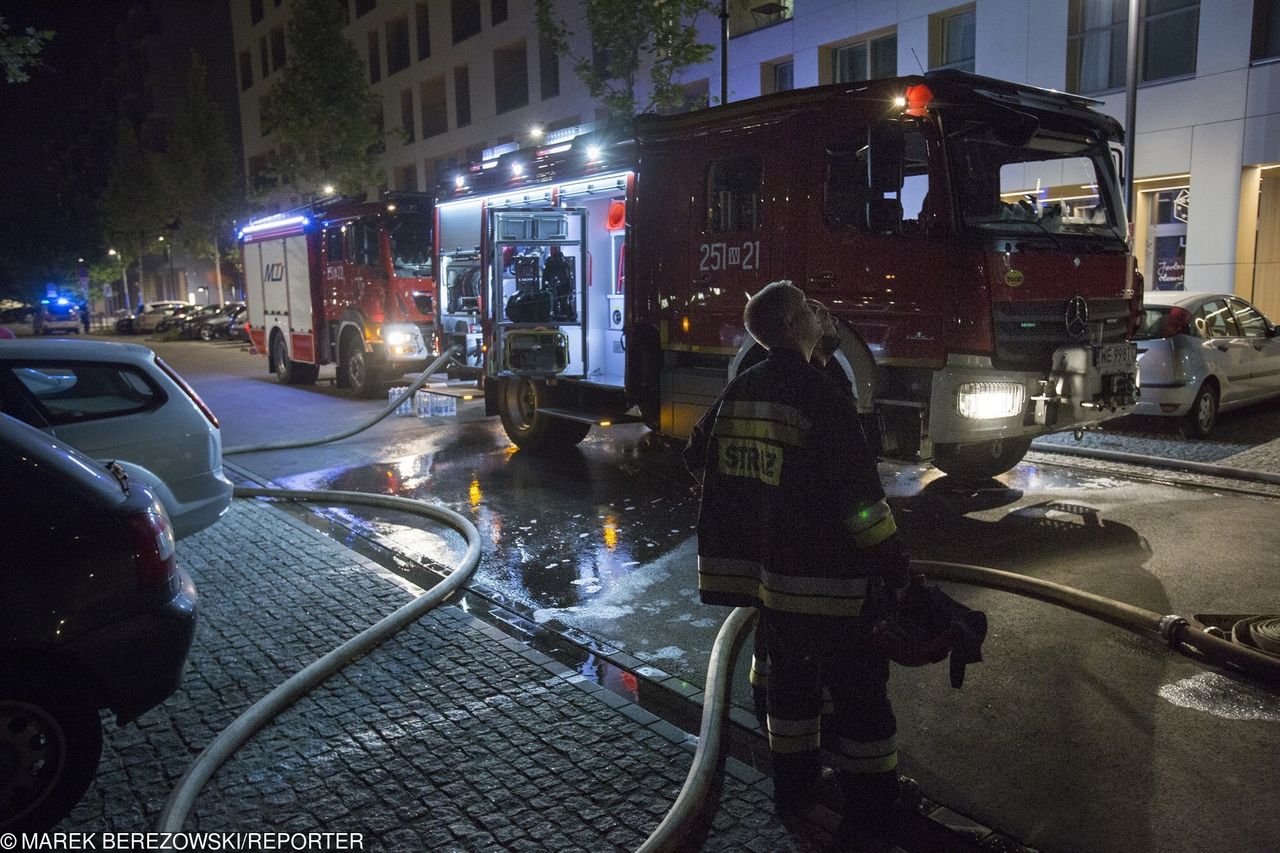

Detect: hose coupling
[1159, 614, 1190, 646]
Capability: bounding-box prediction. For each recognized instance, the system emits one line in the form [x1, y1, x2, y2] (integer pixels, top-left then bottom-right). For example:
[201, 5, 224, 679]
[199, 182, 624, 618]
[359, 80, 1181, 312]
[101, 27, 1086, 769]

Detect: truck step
[423, 383, 482, 400]
[537, 407, 644, 427]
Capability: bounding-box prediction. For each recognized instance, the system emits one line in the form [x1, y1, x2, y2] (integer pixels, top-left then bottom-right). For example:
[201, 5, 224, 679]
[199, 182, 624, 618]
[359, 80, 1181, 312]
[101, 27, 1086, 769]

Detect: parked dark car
[156, 304, 202, 334]
[0, 412, 197, 831]
[174, 304, 224, 338]
[226, 305, 251, 342]
[193, 303, 246, 340]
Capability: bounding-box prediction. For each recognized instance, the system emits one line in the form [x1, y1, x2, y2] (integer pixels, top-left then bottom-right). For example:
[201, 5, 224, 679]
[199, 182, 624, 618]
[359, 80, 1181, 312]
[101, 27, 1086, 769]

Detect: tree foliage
[0, 14, 53, 84]
[161, 55, 241, 276]
[99, 120, 168, 307]
[535, 0, 715, 119]
[265, 0, 384, 195]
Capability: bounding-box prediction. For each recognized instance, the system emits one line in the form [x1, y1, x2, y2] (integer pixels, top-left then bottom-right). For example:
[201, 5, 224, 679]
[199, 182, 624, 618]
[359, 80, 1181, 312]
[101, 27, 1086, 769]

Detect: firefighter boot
[774, 758, 843, 828]
[837, 771, 921, 840]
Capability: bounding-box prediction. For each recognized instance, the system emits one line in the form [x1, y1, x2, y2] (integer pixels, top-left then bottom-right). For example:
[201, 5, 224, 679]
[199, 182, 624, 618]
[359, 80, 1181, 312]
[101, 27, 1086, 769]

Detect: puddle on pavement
[1158, 671, 1280, 721]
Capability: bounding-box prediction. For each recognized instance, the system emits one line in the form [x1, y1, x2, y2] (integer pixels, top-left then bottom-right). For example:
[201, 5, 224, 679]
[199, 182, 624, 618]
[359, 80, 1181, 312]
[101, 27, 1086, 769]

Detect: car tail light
[125, 499, 177, 588]
[1161, 306, 1191, 338]
[155, 356, 219, 427]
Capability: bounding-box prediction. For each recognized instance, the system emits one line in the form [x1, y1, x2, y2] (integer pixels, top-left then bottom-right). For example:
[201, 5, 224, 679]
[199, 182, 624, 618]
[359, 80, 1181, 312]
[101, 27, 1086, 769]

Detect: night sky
[0, 1, 239, 300]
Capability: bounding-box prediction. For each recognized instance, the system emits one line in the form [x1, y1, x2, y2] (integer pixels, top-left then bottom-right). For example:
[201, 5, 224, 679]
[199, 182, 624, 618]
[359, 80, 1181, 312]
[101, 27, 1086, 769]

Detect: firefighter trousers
[760, 608, 898, 811]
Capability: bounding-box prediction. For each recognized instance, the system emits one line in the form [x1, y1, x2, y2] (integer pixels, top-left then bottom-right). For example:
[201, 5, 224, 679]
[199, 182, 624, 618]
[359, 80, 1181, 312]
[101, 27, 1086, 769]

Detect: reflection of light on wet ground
[1159, 672, 1280, 721]
[603, 514, 618, 550]
[469, 474, 482, 508]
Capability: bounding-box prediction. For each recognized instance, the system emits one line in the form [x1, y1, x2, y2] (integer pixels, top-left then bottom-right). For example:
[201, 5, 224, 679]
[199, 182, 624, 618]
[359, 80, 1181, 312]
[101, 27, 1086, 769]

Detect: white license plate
[1095, 342, 1137, 374]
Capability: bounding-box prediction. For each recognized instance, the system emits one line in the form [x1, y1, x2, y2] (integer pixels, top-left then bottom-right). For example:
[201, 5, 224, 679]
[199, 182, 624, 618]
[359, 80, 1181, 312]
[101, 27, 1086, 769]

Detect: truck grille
[993, 299, 1131, 371]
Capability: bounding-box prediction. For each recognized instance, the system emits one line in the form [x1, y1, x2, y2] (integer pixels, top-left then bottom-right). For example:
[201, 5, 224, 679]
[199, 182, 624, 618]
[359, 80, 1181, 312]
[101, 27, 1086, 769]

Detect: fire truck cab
[440, 71, 1141, 479]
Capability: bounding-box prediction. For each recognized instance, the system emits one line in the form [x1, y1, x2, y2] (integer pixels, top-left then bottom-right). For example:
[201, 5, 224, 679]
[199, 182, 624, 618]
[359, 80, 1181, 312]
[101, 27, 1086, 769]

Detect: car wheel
[0, 683, 103, 832]
[1182, 382, 1219, 438]
[199, 325, 214, 341]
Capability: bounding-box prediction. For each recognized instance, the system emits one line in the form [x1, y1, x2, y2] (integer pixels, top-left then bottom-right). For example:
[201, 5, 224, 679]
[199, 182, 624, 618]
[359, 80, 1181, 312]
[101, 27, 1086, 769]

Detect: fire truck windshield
[387, 212, 433, 278]
[947, 123, 1126, 247]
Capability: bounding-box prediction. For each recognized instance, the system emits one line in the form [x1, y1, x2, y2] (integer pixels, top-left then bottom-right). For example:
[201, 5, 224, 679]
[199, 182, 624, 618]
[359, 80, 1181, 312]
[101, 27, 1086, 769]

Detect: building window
[258, 95, 272, 136]
[727, 0, 793, 38]
[539, 33, 560, 99]
[1068, 0, 1200, 94]
[454, 65, 471, 127]
[834, 33, 897, 83]
[768, 60, 794, 93]
[707, 157, 762, 232]
[270, 27, 286, 72]
[657, 79, 709, 115]
[452, 0, 481, 44]
[259, 36, 269, 78]
[248, 154, 270, 191]
[931, 7, 975, 72]
[494, 39, 529, 114]
[395, 163, 417, 192]
[1255, 0, 1280, 59]
[367, 31, 381, 83]
[238, 51, 253, 91]
[250, 0, 264, 26]
[416, 3, 431, 61]
[400, 89, 415, 143]
[355, 0, 376, 18]
[420, 76, 448, 139]
[492, 0, 508, 25]
[386, 17, 410, 75]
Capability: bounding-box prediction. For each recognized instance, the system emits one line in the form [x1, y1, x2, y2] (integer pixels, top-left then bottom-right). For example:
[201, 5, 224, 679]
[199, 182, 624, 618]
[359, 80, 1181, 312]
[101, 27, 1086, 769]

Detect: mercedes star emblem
[1065, 295, 1089, 339]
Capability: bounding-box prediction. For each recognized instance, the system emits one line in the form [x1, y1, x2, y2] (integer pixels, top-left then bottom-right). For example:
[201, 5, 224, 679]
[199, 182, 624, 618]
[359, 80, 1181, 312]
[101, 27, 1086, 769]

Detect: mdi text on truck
[239, 192, 437, 397]
[445, 71, 1142, 479]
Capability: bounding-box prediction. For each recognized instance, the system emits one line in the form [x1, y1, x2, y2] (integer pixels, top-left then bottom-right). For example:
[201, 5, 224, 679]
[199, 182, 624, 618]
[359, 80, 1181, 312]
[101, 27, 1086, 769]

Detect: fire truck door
[486, 207, 588, 379]
[805, 121, 950, 366]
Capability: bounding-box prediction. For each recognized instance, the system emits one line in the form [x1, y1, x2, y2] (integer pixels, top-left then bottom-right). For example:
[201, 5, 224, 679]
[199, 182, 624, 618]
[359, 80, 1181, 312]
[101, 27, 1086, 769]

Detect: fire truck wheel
[932, 436, 1032, 481]
[272, 334, 318, 385]
[341, 342, 385, 399]
[498, 377, 590, 451]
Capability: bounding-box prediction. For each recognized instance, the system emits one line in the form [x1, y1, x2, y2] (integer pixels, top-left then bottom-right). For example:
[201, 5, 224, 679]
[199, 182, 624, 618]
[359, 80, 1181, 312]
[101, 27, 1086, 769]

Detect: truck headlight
[956, 382, 1025, 419]
[385, 330, 413, 347]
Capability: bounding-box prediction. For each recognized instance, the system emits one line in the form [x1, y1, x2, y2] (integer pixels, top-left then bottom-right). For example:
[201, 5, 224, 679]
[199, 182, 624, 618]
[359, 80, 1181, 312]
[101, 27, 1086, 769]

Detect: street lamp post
[108, 249, 129, 316]
[158, 236, 174, 301]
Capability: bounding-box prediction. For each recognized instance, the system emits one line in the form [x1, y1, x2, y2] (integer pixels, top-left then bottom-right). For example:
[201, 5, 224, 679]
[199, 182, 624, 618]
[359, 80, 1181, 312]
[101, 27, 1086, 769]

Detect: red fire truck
[240, 192, 437, 397]
[444, 70, 1141, 478]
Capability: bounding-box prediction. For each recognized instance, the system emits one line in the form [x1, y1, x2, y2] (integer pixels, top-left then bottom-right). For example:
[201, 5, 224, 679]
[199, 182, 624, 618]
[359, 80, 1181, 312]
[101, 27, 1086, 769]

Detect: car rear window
[1132, 306, 1171, 340]
[4, 362, 165, 425]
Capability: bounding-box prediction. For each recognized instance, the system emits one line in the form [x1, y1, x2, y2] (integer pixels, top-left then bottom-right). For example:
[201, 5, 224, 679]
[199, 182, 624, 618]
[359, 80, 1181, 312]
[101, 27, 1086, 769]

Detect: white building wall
[229, 0, 1280, 300]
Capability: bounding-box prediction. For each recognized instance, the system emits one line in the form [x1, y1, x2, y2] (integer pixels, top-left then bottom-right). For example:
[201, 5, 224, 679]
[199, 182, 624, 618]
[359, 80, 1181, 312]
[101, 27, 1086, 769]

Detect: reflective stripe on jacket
[685, 348, 898, 616]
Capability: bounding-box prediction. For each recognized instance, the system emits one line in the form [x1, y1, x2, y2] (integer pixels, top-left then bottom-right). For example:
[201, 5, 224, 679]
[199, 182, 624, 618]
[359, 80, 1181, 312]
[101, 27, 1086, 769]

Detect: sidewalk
[63, 497, 839, 852]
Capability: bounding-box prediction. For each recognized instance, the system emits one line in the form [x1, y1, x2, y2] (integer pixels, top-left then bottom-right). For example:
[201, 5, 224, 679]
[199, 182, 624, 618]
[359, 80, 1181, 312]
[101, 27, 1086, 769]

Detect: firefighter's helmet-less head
[871, 578, 988, 688]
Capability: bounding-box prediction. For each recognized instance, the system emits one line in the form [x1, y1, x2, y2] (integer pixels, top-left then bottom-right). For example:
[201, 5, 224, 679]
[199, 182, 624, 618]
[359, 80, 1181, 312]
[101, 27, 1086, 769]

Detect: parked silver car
[0, 339, 233, 537]
[1133, 291, 1280, 436]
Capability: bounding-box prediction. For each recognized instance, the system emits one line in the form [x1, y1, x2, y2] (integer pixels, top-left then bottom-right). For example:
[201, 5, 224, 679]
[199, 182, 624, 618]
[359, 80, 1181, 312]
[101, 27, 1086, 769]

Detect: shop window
[706, 157, 762, 233]
[420, 76, 448, 138]
[834, 33, 897, 83]
[727, 0, 793, 38]
[270, 26, 286, 72]
[1254, 0, 1280, 59]
[416, 3, 431, 61]
[238, 51, 253, 91]
[930, 7, 975, 72]
[540, 33, 560, 100]
[1068, 0, 1200, 94]
[452, 0, 481, 44]
[367, 31, 381, 83]
[455, 66, 471, 127]
[494, 39, 529, 114]
[386, 17, 410, 75]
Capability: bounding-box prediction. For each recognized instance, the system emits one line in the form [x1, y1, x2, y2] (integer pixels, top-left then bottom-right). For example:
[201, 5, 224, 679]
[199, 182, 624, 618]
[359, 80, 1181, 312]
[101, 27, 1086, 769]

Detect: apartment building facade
[230, 0, 1280, 315]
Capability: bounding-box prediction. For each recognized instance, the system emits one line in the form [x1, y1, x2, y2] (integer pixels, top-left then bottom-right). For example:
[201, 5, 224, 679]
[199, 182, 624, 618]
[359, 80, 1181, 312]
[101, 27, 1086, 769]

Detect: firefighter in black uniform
[685, 281, 910, 835]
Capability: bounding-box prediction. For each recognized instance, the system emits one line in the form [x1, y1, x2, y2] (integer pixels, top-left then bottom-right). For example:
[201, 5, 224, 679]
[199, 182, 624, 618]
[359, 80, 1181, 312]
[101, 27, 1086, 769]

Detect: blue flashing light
[56, 297, 70, 305]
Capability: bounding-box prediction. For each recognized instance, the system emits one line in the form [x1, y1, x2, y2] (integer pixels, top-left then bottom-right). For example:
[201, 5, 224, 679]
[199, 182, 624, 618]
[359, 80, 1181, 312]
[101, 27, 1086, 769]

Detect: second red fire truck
[433, 71, 1141, 479]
